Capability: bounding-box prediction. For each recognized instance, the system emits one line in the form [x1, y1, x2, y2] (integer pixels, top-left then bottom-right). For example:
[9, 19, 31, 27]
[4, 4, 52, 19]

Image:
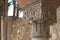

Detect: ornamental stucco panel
[23, 2, 42, 22]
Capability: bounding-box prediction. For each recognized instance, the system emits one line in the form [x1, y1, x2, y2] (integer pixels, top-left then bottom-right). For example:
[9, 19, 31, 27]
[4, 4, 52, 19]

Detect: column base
[32, 38, 49, 40]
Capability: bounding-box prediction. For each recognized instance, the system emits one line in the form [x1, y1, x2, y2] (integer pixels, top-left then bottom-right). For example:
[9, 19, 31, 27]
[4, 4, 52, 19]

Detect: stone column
[23, 0, 50, 40]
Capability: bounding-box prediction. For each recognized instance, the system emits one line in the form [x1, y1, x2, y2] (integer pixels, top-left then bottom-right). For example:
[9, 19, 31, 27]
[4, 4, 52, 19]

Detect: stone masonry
[10, 0, 60, 40]
[23, 0, 50, 40]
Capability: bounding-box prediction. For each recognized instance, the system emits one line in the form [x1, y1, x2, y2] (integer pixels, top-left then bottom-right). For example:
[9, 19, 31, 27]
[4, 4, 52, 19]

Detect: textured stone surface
[49, 6, 60, 40]
[11, 19, 31, 40]
[23, 1, 50, 40]
[57, 6, 60, 40]
[11, 0, 60, 40]
[32, 38, 49, 40]
[10, 7, 60, 40]
[23, 1, 42, 22]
